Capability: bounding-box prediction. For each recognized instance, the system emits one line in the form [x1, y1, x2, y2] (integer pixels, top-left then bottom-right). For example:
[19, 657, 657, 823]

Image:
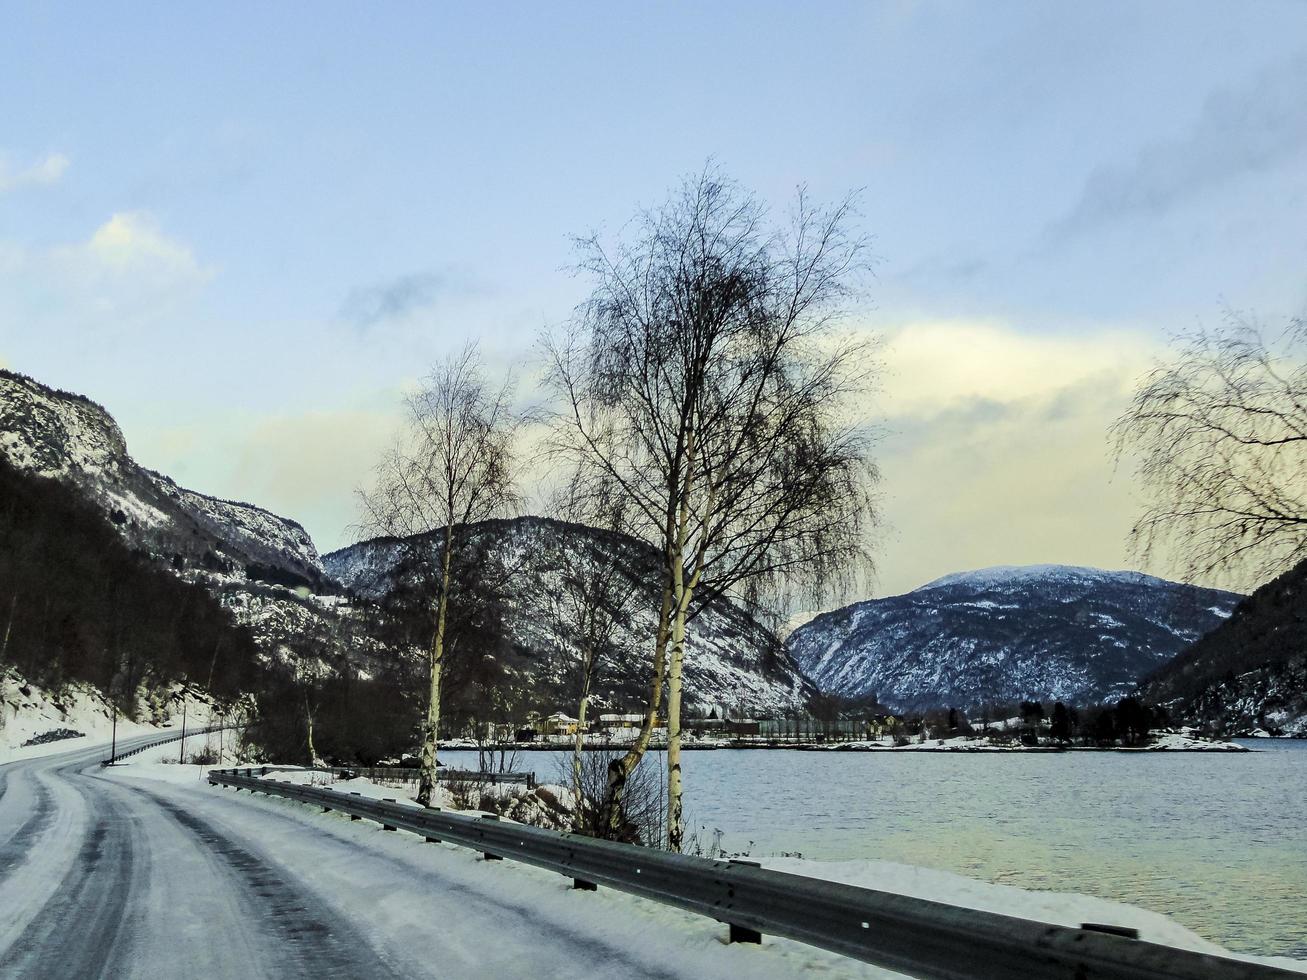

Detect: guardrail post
[381, 799, 398, 831]
[424, 805, 442, 842]
[480, 814, 503, 860]
[728, 923, 762, 945]
[724, 860, 763, 943]
[573, 878, 597, 891]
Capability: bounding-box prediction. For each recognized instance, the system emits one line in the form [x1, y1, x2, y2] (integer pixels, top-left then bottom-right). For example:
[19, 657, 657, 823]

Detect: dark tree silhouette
[1113, 313, 1307, 587]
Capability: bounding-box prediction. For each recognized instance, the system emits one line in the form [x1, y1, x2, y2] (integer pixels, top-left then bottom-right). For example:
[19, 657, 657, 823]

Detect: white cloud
[879, 319, 1156, 413]
[0, 212, 213, 337]
[862, 319, 1165, 595]
[0, 151, 70, 193]
[80, 211, 206, 279]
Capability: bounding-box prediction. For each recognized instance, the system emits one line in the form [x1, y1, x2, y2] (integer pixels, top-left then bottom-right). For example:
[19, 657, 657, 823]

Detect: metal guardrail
[207, 768, 1298, 980]
[102, 724, 224, 766]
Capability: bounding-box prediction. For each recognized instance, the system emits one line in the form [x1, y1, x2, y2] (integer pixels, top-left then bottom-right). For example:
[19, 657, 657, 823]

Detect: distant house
[725, 719, 761, 737]
[541, 712, 579, 736]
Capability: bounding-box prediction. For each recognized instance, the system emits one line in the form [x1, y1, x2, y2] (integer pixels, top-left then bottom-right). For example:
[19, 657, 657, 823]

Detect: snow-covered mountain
[0, 370, 323, 587]
[0, 370, 395, 680]
[1141, 558, 1307, 737]
[1, 369, 805, 715]
[326, 517, 812, 715]
[786, 565, 1240, 712]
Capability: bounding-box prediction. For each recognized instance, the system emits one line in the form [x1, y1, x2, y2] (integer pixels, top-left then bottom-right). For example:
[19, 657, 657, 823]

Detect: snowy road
[0, 735, 896, 979]
[0, 735, 408, 979]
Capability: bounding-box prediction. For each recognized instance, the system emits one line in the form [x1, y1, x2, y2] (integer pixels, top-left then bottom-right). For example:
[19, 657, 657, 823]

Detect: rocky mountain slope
[0, 370, 323, 588]
[0, 370, 396, 679]
[787, 565, 1240, 712]
[1141, 558, 1307, 736]
[325, 517, 812, 716]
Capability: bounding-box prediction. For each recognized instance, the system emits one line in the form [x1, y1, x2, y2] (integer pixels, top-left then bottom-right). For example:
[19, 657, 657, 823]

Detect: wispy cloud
[339, 272, 446, 329]
[0, 211, 213, 332]
[1048, 52, 1307, 242]
[0, 151, 70, 193]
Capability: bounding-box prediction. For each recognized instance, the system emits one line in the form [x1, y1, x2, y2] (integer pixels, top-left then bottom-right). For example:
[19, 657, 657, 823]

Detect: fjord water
[442, 741, 1307, 959]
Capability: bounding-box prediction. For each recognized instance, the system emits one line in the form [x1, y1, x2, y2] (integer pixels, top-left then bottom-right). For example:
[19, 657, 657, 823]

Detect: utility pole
[179, 696, 188, 764]
[109, 700, 117, 764]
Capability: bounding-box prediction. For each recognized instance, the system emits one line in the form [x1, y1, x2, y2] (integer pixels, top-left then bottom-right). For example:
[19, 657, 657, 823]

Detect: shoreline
[438, 738, 1252, 754]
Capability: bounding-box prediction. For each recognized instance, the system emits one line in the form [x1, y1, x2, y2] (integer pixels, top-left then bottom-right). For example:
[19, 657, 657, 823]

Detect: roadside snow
[0, 670, 216, 764]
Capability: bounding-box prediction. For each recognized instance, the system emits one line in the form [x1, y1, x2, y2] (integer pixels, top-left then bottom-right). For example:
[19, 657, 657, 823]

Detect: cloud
[0, 151, 69, 193]
[339, 272, 446, 328]
[878, 319, 1155, 414]
[1049, 52, 1307, 241]
[894, 254, 989, 289]
[82, 212, 204, 276]
[0, 212, 213, 338]
[862, 319, 1164, 595]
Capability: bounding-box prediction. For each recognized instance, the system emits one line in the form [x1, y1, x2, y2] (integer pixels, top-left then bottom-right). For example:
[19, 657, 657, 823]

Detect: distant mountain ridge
[0, 369, 322, 587]
[787, 564, 1240, 712]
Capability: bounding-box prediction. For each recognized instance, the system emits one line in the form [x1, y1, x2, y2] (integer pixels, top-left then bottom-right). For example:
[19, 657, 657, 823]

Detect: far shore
[436, 734, 1254, 755]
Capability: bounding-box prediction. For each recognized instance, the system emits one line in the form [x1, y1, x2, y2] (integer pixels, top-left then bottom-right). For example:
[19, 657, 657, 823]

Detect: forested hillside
[0, 456, 263, 706]
[1141, 557, 1307, 735]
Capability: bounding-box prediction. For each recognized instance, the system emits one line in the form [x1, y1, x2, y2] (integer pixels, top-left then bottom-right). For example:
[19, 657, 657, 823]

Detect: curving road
[0, 734, 407, 979]
[0, 735, 863, 980]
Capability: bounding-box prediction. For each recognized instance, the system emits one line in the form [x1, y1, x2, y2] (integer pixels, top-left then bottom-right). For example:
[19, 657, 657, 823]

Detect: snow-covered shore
[441, 729, 1249, 753]
[806, 730, 1248, 752]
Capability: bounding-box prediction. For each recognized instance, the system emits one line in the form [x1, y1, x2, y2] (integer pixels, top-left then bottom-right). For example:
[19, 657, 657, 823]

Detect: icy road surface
[0, 734, 911, 979]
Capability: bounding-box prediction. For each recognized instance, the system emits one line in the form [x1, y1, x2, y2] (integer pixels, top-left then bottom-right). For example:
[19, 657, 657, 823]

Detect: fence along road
[208, 768, 1299, 980]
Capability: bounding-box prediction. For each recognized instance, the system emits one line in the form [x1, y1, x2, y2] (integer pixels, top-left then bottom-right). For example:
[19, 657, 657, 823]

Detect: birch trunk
[304, 691, 319, 766]
[598, 585, 672, 838]
[665, 565, 698, 852]
[417, 529, 453, 808]
[665, 435, 700, 853]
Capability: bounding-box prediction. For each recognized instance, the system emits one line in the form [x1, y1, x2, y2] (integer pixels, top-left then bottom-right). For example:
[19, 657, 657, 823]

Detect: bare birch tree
[544, 169, 879, 849]
[360, 345, 517, 806]
[1113, 313, 1307, 586]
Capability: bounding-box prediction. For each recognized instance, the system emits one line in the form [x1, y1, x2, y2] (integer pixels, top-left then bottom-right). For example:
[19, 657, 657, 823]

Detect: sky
[2, 2, 1305, 599]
